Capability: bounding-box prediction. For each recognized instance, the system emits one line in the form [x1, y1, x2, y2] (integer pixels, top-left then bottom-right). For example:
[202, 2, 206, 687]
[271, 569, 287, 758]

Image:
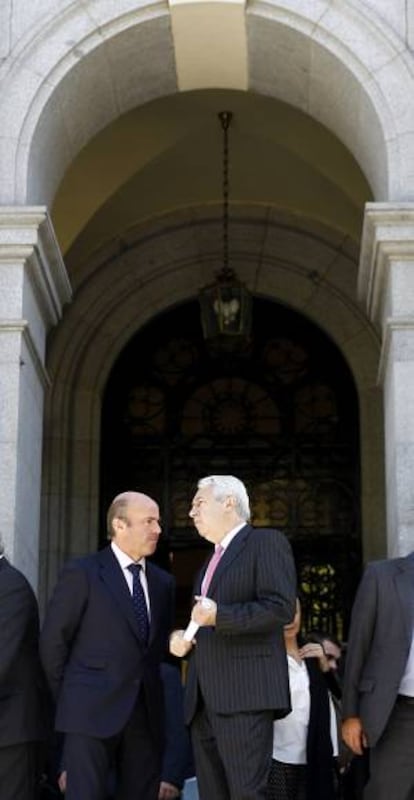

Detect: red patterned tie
[201, 544, 224, 596]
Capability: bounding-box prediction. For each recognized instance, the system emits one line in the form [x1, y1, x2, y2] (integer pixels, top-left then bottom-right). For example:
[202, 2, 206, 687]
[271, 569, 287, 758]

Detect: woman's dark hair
[306, 629, 341, 650]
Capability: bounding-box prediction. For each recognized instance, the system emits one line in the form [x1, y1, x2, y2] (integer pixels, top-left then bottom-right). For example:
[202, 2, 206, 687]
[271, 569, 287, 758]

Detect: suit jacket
[161, 662, 194, 790]
[305, 658, 336, 800]
[40, 546, 175, 744]
[342, 552, 414, 747]
[184, 525, 296, 724]
[0, 557, 48, 747]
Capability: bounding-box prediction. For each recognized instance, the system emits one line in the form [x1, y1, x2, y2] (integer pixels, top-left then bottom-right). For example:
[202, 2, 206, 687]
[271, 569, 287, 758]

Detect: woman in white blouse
[267, 599, 338, 800]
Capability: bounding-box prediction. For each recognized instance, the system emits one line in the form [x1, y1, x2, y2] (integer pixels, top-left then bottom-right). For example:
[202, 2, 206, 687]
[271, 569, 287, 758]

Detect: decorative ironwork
[125, 383, 165, 435]
[101, 299, 361, 636]
[181, 378, 281, 437]
[300, 562, 343, 641]
[262, 339, 309, 385]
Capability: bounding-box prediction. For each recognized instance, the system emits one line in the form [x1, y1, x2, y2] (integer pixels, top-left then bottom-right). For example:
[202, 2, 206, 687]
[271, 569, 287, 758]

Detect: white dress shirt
[398, 631, 414, 696]
[111, 541, 151, 618]
[273, 656, 310, 764]
[220, 522, 246, 551]
[272, 655, 338, 764]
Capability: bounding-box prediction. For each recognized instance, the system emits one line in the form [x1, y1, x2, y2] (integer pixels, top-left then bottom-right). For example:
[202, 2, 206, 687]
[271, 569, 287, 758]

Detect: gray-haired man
[171, 475, 297, 800]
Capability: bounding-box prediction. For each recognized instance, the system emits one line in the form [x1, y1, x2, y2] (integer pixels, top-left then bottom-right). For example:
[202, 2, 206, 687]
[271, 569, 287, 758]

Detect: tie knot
[127, 563, 142, 577]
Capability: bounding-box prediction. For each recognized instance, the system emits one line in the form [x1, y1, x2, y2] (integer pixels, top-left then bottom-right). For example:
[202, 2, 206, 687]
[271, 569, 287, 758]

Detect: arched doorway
[101, 297, 360, 636]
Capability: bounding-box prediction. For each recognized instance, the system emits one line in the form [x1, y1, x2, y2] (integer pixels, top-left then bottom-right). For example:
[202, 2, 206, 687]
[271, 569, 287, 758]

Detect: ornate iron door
[101, 299, 361, 637]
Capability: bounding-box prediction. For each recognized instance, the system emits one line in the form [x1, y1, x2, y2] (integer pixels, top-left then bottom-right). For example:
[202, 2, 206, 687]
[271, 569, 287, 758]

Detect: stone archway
[0, 0, 412, 208]
[39, 208, 384, 604]
[2, 0, 410, 591]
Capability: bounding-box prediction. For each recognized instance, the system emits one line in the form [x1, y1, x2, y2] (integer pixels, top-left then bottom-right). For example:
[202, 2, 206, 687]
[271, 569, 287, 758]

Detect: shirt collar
[111, 541, 146, 573]
[219, 522, 246, 551]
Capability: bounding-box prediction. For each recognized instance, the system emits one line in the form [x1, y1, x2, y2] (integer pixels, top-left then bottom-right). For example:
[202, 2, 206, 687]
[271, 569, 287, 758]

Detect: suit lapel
[206, 524, 251, 596]
[98, 547, 144, 644]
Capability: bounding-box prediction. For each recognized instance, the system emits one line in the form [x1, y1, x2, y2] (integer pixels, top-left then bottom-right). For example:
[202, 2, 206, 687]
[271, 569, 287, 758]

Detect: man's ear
[112, 516, 126, 535]
[224, 495, 236, 512]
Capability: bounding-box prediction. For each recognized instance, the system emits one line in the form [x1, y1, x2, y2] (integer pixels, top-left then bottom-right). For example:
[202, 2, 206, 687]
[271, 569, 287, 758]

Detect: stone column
[359, 203, 414, 557]
[0, 207, 71, 588]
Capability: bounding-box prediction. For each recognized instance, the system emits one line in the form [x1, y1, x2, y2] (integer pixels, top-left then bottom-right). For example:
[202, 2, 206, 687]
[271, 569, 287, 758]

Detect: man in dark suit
[170, 475, 296, 799]
[0, 538, 48, 799]
[342, 552, 414, 800]
[40, 491, 175, 800]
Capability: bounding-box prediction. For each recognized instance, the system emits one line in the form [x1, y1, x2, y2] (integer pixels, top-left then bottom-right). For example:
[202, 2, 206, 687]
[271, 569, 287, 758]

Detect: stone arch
[40, 207, 384, 602]
[0, 1, 413, 208]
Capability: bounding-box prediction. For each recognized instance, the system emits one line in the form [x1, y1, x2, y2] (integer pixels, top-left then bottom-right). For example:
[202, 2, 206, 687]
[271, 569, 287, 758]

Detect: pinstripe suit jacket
[184, 525, 297, 724]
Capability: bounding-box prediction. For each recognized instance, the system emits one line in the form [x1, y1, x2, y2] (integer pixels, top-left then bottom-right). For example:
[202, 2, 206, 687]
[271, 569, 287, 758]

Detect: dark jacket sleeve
[39, 560, 89, 699]
[306, 658, 336, 800]
[341, 563, 379, 719]
[0, 566, 38, 683]
[161, 663, 194, 789]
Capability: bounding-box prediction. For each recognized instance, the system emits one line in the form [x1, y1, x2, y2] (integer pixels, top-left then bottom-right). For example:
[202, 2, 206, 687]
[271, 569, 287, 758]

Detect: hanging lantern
[199, 111, 252, 349]
[199, 267, 252, 342]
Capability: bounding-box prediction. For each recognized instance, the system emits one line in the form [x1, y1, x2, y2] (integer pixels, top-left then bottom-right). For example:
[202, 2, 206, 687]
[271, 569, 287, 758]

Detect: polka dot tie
[127, 563, 149, 644]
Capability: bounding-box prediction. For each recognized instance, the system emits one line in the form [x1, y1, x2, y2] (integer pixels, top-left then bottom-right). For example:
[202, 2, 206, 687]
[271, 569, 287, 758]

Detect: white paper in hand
[183, 598, 213, 642]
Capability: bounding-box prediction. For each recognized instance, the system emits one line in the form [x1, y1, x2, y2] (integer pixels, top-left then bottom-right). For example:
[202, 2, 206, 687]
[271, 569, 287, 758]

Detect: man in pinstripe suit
[170, 475, 297, 800]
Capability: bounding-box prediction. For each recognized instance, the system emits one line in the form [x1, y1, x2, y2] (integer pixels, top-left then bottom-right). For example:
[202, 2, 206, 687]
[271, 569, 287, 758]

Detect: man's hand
[58, 771, 67, 793]
[158, 780, 181, 799]
[169, 629, 193, 658]
[342, 716, 368, 755]
[192, 596, 217, 627]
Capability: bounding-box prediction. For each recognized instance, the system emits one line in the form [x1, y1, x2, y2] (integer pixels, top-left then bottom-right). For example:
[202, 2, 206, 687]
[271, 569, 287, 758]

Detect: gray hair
[198, 475, 251, 521]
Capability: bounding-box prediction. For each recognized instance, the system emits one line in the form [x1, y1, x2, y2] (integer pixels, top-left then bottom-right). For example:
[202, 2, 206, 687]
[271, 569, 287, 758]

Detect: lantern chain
[218, 111, 233, 280]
